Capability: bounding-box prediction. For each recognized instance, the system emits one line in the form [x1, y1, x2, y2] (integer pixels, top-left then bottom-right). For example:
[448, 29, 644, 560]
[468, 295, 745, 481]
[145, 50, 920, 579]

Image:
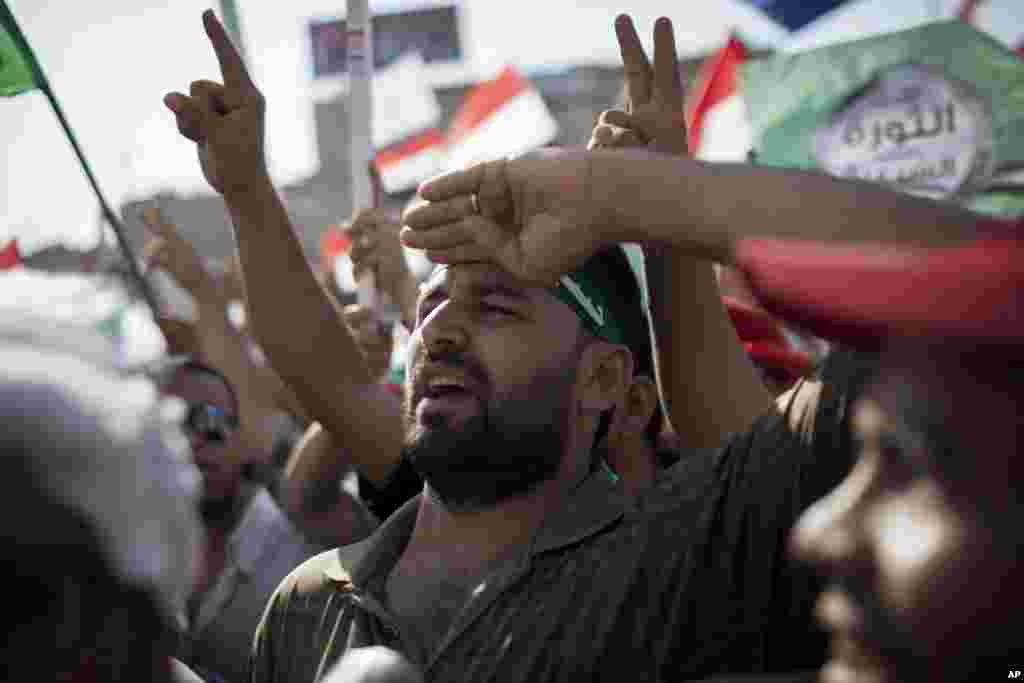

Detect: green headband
[550, 244, 649, 346]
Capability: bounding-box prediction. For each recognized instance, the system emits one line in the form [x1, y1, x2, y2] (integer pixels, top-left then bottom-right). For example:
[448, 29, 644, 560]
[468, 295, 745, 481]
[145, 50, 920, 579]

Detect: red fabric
[724, 297, 813, 383]
[320, 226, 352, 273]
[684, 36, 748, 155]
[0, 239, 20, 270]
[744, 340, 814, 380]
[723, 296, 787, 345]
[735, 236, 1024, 350]
[446, 66, 529, 147]
[375, 128, 444, 168]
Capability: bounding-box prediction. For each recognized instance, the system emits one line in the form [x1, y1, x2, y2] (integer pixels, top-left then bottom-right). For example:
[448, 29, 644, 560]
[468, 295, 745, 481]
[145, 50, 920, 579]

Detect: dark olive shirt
[251, 378, 853, 683]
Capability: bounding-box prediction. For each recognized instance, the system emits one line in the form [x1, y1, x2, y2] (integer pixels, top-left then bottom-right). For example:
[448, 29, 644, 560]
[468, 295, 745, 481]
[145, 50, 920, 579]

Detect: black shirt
[253, 375, 857, 682]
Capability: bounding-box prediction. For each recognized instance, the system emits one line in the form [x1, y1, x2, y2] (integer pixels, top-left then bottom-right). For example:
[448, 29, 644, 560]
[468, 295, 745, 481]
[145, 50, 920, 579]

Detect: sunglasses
[184, 402, 239, 444]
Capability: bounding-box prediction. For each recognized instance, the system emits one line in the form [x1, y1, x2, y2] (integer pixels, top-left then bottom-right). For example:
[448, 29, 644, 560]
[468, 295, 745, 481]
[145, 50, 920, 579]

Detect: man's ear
[624, 375, 659, 432]
[578, 342, 634, 415]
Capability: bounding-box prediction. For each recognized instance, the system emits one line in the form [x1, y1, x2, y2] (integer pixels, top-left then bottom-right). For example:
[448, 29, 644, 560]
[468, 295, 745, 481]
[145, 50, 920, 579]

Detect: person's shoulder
[271, 535, 376, 601]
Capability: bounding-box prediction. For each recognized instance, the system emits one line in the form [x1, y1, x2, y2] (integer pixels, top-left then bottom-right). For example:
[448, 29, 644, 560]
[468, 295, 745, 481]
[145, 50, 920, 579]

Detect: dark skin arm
[591, 15, 771, 446]
[164, 10, 403, 487]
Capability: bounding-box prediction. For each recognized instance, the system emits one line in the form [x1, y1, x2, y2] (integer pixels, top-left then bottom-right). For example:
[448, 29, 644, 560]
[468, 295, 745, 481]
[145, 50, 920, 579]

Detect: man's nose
[789, 469, 869, 575]
[420, 301, 469, 356]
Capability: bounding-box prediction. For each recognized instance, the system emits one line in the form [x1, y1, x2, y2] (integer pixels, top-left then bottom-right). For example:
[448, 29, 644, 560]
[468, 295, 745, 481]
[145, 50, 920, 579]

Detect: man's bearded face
[402, 346, 578, 511]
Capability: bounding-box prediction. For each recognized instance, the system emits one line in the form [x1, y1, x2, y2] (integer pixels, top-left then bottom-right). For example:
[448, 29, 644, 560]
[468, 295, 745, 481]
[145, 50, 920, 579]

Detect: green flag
[0, 0, 159, 314]
[0, 4, 37, 96]
[741, 21, 1024, 218]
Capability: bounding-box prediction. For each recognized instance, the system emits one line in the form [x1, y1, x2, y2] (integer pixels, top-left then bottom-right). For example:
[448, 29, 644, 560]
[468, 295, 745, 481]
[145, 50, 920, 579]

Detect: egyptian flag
[374, 128, 445, 195]
[369, 52, 445, 194]
[444, 66, 559, 171]
[684, 35, 752, 162]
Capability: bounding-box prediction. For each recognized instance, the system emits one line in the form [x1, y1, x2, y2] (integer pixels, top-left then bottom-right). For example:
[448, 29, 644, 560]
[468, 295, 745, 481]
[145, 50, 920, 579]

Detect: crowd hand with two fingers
[588, 14, 689, 157]
[163, 9, 267, 199]
[346, 208, 419, 329]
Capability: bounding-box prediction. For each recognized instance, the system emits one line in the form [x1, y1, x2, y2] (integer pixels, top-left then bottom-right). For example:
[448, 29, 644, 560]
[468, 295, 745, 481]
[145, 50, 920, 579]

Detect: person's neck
[608, 439, 657, 497]
[401, 468, 584, 577]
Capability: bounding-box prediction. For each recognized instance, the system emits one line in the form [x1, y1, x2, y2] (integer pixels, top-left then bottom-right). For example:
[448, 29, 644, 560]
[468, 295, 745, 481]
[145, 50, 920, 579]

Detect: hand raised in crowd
[142, 203, 296, 460]
[341, 303, 393, 382]
[142, 203, 224, 308]
[589, 15, 688, 156]
[164, 10, 267, 197]
[347, 208, 419, 328]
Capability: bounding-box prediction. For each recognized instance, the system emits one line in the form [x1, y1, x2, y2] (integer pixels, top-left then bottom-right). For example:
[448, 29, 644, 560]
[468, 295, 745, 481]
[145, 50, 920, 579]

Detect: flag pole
[346, 0, 379, 309]
[0, 1, 158, 314]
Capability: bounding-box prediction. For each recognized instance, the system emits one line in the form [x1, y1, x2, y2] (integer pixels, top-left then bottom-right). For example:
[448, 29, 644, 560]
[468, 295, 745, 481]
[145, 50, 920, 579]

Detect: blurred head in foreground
[0, 277, 202, 681]
[736, 236, 1024, 683]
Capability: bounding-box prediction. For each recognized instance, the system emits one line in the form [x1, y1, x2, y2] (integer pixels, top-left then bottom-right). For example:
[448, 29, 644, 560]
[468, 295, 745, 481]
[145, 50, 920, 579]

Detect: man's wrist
[588, 149, 639, 245]
[222, 167, 274, 207]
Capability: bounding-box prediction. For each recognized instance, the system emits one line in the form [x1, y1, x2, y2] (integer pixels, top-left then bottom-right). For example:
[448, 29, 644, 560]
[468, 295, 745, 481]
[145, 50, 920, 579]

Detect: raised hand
[347, 205, 419, 326]
[163, 10, 267, 196]
[142, 204, 221, 305]
[401, 149, 615, 285]
[588, 15, 688, 156]
[342, 303, 393, 381]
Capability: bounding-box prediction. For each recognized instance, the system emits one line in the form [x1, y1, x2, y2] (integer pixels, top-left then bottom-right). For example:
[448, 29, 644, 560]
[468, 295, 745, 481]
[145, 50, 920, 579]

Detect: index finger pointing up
[202, 9, 253, 92]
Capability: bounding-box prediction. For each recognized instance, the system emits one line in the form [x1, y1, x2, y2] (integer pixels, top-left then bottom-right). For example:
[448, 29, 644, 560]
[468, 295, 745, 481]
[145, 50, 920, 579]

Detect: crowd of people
[3, 8, 1022, 683]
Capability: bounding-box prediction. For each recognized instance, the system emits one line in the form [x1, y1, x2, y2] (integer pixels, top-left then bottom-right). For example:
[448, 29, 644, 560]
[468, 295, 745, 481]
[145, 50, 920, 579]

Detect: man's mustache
[409, 349, 491, 405]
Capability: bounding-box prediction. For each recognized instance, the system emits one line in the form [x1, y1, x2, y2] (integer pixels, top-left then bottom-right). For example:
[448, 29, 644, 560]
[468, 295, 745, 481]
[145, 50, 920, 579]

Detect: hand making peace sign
[589, 15, 689, 156]
[163, 10, 267, 197]
[402, 14, 688, 284]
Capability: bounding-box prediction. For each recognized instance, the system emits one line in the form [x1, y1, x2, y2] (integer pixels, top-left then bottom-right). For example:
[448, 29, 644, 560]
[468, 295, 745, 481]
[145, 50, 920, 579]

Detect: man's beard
[402, 353, 577, 512]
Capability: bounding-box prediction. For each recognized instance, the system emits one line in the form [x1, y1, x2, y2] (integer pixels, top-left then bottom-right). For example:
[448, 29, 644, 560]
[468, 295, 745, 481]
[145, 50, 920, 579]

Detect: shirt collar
[529, 466, 626, 555]
[322, 468, 627, 586]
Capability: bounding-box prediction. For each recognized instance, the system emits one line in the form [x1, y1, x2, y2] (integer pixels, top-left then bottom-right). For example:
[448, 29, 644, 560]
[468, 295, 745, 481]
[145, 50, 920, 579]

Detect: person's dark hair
[146, 355, 240, 418]
[580, 246, 662, 447]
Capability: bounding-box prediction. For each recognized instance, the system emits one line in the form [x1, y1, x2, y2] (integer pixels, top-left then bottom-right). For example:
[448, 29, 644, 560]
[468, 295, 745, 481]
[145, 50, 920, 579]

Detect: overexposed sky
[2, 0, 1017, 252]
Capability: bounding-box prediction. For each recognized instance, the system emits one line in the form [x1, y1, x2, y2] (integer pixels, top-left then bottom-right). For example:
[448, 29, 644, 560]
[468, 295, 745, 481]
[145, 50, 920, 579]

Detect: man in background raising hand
[165, 10, 405, 504]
